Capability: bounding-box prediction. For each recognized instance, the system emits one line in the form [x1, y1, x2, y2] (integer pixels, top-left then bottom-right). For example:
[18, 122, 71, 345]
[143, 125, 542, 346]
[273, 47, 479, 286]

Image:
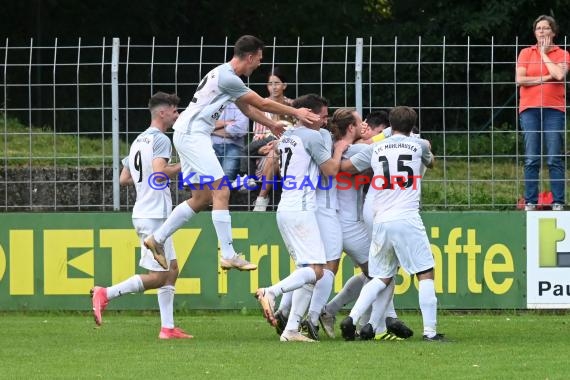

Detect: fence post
[111, 38, 120, 210]
[355, 38, 363, 117]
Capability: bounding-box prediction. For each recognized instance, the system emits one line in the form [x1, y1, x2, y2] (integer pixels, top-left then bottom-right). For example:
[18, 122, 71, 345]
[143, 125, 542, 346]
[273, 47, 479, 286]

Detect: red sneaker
[159, 327, 194, 339]
[90, 286, 109, 326]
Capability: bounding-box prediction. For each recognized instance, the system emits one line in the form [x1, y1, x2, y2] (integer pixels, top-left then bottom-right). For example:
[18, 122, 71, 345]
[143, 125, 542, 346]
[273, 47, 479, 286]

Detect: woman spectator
[516, 15, 570, 211]
[250, 67, 295, 211]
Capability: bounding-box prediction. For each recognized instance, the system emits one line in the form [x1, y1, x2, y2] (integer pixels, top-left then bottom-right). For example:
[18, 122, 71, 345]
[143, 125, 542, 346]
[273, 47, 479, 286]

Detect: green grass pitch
[1, 311, 568, 379]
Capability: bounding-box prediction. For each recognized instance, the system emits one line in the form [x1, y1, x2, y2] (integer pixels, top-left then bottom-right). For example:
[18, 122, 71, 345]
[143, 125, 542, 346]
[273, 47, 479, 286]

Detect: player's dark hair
[389, 106, 416, 135]
[292, 93, 328, 113]
[365, 110, 389, 130]
[234, 35, 265, 58]
[330, 108, 356, 141]
[148, 92, 180, 111]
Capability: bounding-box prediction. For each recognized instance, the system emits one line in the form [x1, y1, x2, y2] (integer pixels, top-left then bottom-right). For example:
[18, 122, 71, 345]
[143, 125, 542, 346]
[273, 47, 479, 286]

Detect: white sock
[419, 279, 437, 337]
[370, 281, 395, 332]
[212, 210, 237, 259]
[277, 291, 293, 318]
[359, 306, 371, 329]
[384, 297, 398, 319]
[308, 269, 334, 325]
[268, 267, 316, 298]
[154, 201, 195, 244]
[284, 284, 314, 332]
[158, 285, 175, 329]
[106, 275, 144, 300]
[349, 277, 386, 325]
[326, 273, 367, 316]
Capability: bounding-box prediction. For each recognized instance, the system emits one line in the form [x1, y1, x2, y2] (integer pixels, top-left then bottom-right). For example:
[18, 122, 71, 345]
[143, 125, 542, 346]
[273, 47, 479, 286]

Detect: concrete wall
[0, 167, 278, 211]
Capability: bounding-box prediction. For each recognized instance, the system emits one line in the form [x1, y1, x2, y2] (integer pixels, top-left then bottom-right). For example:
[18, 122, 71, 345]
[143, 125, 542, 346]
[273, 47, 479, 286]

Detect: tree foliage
[3, 0, 570, 45]
[2, 0, 570, 135]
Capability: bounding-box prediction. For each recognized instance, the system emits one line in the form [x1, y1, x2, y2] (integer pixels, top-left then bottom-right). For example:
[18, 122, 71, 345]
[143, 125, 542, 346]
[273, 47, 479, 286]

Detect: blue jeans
[213, 143, 243, 181]
[520, 108, 565, 204]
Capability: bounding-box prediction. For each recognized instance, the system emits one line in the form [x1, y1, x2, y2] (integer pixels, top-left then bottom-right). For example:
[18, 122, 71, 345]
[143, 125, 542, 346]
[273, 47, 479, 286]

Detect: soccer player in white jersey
[319, 109, 413, 340]
[299, 99, 343, 341]
[91, 92, 192, 339]
[295, 106, 353, 340]
[338, 106, 445, 342]
[270, 95, 343, 341]
[271, 95, 332, 338]
[255, 94, 348, 342]
[143, 35, 319, 272]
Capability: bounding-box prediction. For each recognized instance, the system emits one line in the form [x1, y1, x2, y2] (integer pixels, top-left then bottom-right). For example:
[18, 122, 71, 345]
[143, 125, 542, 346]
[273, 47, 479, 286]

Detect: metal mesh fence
[1, 36, 568, 211]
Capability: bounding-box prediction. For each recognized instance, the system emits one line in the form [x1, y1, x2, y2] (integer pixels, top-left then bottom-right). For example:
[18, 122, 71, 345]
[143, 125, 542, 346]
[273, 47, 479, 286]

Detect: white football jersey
[173, 63, 250, 136]
[123, 127, 173, 219]
[315, 128, 338, 210]
[350, 134, 433, 222]
[277, 126, 331, 211]
[337, 143, 368, 222]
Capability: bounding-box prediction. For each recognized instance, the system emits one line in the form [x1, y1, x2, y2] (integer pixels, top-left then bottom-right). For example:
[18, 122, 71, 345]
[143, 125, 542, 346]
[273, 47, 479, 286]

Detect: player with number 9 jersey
[125, 129, 174, 219]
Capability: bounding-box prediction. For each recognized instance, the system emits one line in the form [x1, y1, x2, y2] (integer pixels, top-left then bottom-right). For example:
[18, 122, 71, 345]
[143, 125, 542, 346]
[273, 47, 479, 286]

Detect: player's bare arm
[339, 159, 359, 174]
[320, 140, 349, 176]
[422, 139, 435, 169]
[235, 100, 285, 137]
[152, 157, 181, 178]
[237, 90, 319, 127]
[119, 166, 134, 186]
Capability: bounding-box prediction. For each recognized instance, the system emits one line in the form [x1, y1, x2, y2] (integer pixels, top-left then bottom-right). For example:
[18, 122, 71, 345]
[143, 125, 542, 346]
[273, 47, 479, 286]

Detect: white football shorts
[368, 214, 434, 278]
[174, 130, 225, 184]
[132, 218, 176, 272]
[340, 219, 370, 265]
[277, 210, 326, 265]
[362, 197, 374, 235]
[316, 207, 343, 262]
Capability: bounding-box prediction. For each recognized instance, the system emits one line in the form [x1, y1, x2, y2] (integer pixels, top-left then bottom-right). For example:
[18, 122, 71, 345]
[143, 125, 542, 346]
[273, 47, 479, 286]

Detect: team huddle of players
[254, 95, 443, 342]
[91, 35, 445, 342]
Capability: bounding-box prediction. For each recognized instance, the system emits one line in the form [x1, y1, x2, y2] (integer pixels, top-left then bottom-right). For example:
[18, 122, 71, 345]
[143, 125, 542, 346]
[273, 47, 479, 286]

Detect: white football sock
[212, 210, 237, 259]
[158, 285, 175, 329]
[277, 291, 293, 318]
[284, 284, 314, 332]
[384, 297, 398, 319]
[308, 269, 334, 325]
[326, 273, 367, 316]
[349, 277, 386, 325]
[154, 201, 195, 244]
[359, 306, 371, 329]
[106, 275, 144, 300]
[268, 267, 316, 298]
[419, 279, 438, 337]
[370, 281, 395, 332]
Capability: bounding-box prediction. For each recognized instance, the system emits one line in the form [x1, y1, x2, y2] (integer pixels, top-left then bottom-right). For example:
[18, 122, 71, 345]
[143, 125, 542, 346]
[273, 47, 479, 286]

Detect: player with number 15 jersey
[339, 106, 444, 342]
[350, 134, 432, 223]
